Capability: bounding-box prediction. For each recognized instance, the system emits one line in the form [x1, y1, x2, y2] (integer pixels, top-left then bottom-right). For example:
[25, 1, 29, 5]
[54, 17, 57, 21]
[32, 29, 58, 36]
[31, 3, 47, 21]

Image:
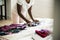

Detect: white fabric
[32, 34, 53, 40]
[1, 18, 53, 40]
[17, 0, 34, 16]
[18, 36, 33, 40]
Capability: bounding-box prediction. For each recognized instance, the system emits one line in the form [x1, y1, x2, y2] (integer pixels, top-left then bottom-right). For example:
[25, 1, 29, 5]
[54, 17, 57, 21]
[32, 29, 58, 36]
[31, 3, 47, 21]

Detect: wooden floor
[0, 19, 13, 27]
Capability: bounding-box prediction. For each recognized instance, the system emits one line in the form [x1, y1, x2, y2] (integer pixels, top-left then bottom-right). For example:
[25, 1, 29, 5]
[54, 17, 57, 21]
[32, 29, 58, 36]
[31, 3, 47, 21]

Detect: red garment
[35, 30, 50, 38]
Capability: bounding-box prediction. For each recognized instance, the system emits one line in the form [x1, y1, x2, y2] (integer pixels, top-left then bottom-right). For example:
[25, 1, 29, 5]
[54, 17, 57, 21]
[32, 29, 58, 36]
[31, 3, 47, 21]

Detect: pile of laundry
[0, 24, 26, 36]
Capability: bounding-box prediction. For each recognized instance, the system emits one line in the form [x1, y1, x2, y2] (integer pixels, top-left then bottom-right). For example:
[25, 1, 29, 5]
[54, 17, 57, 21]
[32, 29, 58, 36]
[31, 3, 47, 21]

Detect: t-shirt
[17, 0, 34, 7]
[17, 0, 34, 15]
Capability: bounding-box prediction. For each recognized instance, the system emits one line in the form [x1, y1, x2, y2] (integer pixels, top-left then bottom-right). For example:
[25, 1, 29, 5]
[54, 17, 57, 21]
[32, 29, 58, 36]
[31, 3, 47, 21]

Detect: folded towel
[35, 29, 50, 38]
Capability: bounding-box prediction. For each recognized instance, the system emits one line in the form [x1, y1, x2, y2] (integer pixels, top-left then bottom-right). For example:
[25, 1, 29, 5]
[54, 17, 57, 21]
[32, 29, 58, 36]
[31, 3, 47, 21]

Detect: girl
[17, 0, 39, 26]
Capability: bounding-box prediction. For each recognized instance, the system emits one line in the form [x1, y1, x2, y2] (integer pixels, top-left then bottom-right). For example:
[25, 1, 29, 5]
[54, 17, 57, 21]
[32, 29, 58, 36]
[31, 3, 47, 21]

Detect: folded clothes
[9, 24, 26, 30]
[8, 28, 20, 33]
[0, 28, 20, 36]
[0, 31, 13, 36]
[0, 24, 26, 31]
[0, 32, 7, 36]
[27, 21, 40, 27]
[0, 24, 26, 36]
[35, 29, 50, 38]
[0, 25, 11, 32]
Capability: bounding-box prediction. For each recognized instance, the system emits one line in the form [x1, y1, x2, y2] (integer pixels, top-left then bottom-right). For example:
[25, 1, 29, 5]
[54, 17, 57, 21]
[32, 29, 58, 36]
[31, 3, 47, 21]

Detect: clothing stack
[0, 24, 26, 36]
[35, 29, 51, 38]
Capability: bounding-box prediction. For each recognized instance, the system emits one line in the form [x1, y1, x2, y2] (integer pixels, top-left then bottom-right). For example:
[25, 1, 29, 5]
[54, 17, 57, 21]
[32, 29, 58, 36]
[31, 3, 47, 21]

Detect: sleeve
[31, 0, 34, 5]
[17, 0, 23, 5]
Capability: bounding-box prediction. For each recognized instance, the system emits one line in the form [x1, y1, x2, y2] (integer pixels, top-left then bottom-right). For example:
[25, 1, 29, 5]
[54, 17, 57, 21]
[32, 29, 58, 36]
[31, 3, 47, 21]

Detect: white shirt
[17, 0, 34, 16]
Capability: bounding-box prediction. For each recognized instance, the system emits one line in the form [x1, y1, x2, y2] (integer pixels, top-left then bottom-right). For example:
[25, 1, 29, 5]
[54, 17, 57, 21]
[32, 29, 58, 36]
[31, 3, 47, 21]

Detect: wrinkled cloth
[35, 29, 51, 38]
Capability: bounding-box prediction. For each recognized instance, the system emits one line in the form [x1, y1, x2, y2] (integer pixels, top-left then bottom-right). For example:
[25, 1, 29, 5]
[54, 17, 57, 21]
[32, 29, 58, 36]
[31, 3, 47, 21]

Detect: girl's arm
[17, 4, 30, 23]
[28, 6, 34, 21]
[28, 6, 39, 22]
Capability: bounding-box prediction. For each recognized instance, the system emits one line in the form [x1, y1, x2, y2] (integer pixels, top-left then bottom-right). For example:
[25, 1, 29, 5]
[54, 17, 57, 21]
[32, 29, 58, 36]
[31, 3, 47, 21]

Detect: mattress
[0, 18, 53, 40]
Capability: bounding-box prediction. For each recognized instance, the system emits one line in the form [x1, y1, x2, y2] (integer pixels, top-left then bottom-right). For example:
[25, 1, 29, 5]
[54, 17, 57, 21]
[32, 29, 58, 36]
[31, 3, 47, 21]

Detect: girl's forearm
[17, 4, 30, 22]
[28, 6, 34, 21]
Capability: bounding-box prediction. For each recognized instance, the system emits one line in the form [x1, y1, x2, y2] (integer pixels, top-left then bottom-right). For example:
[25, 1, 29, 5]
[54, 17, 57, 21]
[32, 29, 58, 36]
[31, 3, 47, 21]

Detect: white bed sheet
[0, 18, 54, 40]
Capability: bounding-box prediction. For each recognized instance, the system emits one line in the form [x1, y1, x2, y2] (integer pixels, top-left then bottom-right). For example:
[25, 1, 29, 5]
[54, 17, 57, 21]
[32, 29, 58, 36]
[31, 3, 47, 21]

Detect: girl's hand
[33, 20, 39, 23]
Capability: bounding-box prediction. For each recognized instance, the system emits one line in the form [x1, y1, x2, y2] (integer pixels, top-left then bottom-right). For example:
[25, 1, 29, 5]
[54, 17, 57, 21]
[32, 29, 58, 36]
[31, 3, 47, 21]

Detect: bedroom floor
[0, 19, 12, 27]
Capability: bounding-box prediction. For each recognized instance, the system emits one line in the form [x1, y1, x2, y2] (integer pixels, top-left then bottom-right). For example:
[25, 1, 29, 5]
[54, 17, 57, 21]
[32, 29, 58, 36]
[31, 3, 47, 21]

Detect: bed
[0, 18, 53, 40]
